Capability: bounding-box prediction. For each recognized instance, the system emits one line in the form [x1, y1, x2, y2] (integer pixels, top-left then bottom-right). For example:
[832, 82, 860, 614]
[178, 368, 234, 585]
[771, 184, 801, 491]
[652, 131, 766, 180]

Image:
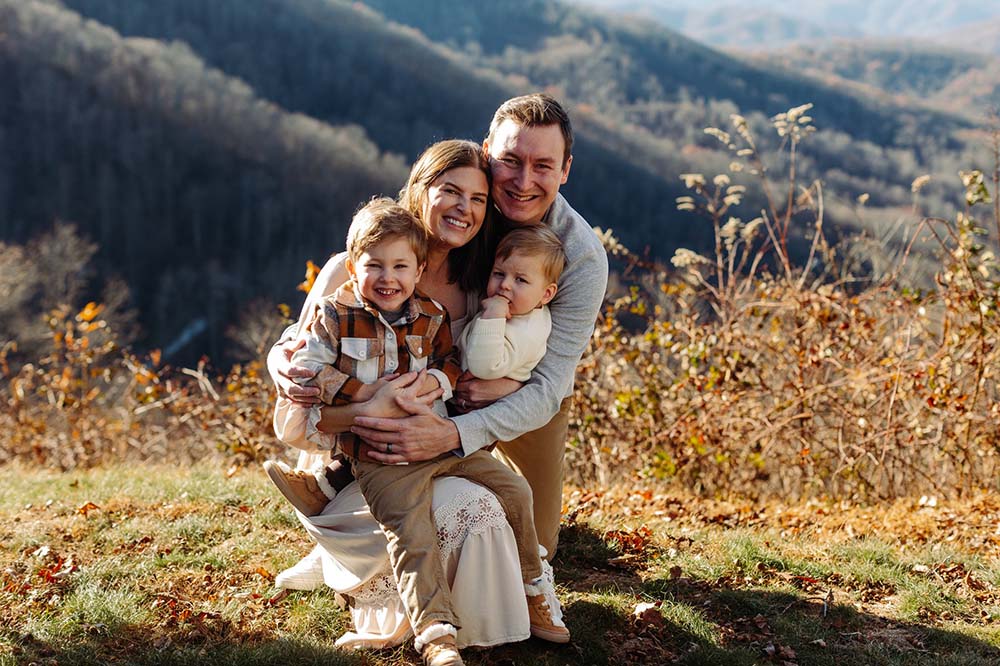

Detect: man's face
[484, 120, 572, 226]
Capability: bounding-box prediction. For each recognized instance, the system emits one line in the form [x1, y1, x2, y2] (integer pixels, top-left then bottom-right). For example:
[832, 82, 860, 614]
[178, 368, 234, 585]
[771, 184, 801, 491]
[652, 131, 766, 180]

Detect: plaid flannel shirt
[282, 280, 461, 453]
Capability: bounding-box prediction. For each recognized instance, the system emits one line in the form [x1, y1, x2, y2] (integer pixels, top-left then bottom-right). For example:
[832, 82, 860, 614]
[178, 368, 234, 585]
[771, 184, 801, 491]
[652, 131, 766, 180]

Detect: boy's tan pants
[354, 450, 542, 635]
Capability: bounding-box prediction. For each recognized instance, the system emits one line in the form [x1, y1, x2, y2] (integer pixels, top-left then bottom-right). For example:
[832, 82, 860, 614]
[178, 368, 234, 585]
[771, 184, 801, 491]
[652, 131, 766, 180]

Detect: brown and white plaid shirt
[274, 280, 461, 454]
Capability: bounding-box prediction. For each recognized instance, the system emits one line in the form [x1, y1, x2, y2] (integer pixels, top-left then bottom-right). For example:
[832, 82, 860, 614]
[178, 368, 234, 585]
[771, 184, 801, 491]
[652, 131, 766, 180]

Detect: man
[353, 93, 609, 557]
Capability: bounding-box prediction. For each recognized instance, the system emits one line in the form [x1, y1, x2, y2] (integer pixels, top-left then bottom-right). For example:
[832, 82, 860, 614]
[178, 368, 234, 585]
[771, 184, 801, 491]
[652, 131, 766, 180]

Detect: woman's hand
[353, 388, 460, 464]
[451, 371, 523, 412]
[267, 338, 321, 404]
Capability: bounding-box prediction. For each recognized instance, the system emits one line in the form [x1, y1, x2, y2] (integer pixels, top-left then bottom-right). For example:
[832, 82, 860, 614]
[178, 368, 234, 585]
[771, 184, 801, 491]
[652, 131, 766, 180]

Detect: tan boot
[422, 635, 464, 666]
[263, 460, 334, 516]
[525, 574, 570, 643]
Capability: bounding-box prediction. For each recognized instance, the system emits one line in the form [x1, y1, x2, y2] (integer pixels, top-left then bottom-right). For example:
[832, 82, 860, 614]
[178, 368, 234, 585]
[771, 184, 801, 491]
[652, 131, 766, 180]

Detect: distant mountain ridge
[756, 41, 1000, 119]
[571, 0, 1000, 50]
[0, 0, 992, 357]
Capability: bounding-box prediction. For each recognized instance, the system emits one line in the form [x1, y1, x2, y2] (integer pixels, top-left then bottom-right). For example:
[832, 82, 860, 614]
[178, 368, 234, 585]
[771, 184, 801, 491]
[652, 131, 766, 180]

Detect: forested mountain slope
[0, 0, 405, 358]
[2, 0, 994, 359]
[59, 0, 986, 262]
[360, 0, 971, 148]
[757, 42, 1000, 118]
[56, 0, 707, 256]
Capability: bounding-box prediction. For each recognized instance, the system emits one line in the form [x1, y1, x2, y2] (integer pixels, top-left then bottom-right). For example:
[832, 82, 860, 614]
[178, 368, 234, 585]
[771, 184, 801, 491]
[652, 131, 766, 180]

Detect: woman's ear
[540, 282, 558, 306]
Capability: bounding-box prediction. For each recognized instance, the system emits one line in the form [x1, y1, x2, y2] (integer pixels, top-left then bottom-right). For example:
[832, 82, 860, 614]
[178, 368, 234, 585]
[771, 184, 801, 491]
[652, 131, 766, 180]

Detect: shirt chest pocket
[405, 335, 432, 371]
[341, 337, 383, 385]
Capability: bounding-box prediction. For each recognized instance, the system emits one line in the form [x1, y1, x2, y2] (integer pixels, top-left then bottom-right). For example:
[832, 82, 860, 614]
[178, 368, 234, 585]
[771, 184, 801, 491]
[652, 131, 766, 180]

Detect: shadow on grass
[632, 575, 1000, 666]
[8, 523, 997, 666]
[8, 628, 360, 666]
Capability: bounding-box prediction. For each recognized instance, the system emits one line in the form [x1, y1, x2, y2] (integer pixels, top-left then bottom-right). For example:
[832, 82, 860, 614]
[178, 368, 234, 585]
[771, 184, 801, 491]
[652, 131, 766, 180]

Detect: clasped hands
[275, 339, 521, 464]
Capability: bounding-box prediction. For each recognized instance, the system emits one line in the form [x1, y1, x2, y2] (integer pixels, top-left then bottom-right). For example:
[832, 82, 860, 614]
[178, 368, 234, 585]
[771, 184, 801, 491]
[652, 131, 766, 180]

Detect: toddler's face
[486, 251, 557, 316]
[350, 237, 423, 314]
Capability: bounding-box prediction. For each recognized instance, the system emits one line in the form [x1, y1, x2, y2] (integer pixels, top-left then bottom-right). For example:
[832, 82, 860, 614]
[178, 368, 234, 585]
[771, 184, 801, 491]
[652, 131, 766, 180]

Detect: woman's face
[421, 166, 489, 250]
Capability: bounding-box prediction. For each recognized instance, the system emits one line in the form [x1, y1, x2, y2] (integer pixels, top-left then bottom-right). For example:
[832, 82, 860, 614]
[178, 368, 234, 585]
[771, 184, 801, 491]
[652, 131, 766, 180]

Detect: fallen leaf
[76, 502, 100, 517]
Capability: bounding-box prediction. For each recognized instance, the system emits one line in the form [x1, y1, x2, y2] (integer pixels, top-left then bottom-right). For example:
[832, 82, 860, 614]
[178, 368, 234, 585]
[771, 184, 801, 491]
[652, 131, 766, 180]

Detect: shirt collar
[338, 280, 430, 325]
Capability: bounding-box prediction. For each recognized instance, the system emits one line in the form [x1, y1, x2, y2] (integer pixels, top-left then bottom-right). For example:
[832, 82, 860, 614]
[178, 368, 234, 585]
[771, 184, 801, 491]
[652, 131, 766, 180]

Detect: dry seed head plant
[568, 104, 1000, 500]
[2, 104, 999, 502]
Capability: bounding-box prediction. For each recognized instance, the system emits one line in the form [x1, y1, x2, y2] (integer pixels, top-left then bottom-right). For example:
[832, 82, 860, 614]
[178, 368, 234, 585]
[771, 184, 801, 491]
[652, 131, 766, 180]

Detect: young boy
[267, 198, 569, 664]
[457, 226, 564, 386]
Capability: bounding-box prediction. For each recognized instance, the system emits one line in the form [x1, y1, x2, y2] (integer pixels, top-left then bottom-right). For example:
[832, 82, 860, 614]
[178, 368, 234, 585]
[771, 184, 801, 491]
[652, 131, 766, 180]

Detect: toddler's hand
[480, 295, 511, 320]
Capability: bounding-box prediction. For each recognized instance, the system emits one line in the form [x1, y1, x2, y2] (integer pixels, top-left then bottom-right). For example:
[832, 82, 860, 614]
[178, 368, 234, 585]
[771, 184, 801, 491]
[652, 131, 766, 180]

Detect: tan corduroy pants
[354, 450, 542, 634]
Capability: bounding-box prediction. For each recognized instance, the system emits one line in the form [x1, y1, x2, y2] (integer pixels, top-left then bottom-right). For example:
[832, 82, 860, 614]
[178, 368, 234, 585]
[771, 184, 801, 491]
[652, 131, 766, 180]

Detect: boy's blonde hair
[346, 197, 428, 266]
[495, 226, 565, 284]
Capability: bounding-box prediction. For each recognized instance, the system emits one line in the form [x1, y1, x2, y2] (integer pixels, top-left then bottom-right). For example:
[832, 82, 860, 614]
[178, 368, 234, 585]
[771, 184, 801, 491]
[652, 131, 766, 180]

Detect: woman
[267, 140, 541, 650]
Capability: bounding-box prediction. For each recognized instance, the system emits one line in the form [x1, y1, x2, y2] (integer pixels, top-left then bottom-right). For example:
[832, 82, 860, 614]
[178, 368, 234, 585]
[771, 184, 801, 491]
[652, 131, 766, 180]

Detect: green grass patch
[2, 463, 999, 665]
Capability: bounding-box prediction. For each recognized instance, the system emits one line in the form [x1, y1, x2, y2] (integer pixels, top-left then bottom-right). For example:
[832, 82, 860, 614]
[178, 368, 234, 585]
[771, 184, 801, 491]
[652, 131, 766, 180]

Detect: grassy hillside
[1, 463, 998, 665]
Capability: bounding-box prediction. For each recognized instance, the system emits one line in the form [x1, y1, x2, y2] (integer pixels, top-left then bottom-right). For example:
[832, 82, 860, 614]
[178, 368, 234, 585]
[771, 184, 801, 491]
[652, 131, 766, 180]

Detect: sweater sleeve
[452, 240, 608, 455]
[461, 310, 549, 382]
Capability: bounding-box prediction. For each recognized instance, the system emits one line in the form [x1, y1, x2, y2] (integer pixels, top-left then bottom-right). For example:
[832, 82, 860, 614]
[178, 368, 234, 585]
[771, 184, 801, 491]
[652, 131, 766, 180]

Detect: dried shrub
[567, 105, 1000, 500]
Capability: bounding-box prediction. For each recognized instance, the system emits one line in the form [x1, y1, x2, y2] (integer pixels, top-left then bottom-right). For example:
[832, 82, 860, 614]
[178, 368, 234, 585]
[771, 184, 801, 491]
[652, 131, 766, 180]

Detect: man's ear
[540, 282, 558, 306]
[559, 155, 573, 186]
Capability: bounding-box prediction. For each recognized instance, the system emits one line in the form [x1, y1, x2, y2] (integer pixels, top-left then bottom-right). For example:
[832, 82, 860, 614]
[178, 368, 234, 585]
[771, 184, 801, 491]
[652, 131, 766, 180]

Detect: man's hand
[479, 295, 511, 320]
[353, 390, 460, 464]
[452, 372, 523, 412]
[268, 338, 321, 403]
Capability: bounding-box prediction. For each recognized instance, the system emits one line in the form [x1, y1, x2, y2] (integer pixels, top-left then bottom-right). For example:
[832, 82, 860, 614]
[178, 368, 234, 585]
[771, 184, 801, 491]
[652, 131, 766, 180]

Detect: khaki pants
[354, 451, 542, 635]
[494, 397, 571, 559]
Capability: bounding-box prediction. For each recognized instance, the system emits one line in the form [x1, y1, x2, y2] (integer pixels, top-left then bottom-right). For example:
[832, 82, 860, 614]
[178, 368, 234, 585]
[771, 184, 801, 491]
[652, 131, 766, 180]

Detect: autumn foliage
[3, 104, 1000, 501]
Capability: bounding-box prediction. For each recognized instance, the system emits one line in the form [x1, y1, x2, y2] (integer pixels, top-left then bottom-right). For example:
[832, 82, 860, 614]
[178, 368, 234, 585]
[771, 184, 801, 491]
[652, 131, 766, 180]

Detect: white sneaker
[274, 547, 325, 591]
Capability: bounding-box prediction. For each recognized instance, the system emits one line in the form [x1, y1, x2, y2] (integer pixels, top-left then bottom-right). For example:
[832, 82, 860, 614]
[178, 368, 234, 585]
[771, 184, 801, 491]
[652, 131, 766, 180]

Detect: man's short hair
[346, 197, 428, 266]
[495, 226, 566, 284]
[487, 93, 573, 166]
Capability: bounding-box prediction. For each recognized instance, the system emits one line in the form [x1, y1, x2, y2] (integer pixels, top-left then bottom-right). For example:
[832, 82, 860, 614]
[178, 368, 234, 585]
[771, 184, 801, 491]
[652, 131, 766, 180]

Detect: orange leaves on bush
[76, 302, 104, 323]
[297, 260, 320, 294]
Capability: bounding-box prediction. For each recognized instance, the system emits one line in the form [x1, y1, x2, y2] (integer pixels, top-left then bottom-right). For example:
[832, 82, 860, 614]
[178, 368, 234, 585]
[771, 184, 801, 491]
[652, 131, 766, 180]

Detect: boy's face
[486, 251, 558, 316]
[347, 237, 424, 314]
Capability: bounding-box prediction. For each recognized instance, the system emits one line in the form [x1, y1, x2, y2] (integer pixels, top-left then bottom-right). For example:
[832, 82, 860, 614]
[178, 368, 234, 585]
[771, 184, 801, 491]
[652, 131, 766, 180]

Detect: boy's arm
[267, 253, 350, 400]
[294, 301, 365, 406]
